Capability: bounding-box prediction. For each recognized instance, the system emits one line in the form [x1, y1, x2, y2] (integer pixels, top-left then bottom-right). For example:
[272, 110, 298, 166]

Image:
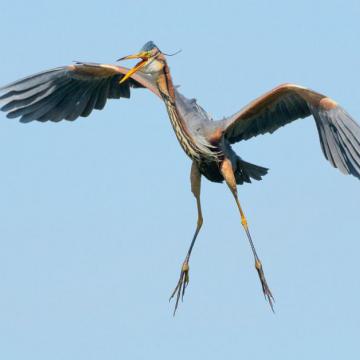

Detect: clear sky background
[0, 0, 359, 359]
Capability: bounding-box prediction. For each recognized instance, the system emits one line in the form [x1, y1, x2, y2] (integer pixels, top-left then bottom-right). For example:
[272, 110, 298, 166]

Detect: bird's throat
[156, 63, 176, 101]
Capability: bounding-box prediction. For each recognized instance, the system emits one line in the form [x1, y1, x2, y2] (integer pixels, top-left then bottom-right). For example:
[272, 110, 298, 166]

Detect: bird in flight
[1, 41, 360, 314]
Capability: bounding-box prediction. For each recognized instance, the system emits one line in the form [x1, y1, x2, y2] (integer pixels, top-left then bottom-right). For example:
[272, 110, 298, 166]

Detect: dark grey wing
[220, 83, 360, 179]
[0, 62, 160, 122]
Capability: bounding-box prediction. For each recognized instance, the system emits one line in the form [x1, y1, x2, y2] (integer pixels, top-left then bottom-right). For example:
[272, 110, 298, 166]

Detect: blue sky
[0, 0, 359, 359]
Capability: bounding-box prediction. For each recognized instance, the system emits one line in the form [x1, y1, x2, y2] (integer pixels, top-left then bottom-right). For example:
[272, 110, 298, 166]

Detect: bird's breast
[164, 98, 199, 160]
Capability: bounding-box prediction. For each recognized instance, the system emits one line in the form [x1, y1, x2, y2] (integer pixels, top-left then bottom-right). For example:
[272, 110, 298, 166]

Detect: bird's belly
[198, 160, 224, 183]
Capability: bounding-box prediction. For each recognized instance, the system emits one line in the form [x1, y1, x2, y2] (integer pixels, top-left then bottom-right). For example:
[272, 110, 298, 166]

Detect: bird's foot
[255, 259, 275, 312]
[169, 261, 190, 315]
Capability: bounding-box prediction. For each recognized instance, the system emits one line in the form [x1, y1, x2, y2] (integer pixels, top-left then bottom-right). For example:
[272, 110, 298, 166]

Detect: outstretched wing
[221, 83, 360, 179]
[0, 62, 160, 123]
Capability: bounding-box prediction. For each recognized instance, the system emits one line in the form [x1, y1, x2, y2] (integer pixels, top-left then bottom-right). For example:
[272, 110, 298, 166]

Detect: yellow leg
[170, 161, 203, 315]
[220, 158, 274, 311]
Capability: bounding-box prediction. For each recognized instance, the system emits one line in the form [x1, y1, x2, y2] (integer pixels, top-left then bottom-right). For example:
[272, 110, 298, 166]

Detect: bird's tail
[235, 158, 268, 185]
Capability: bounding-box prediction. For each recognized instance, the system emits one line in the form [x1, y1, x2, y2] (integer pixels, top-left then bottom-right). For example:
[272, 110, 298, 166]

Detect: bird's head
[117, 41, 165, 83]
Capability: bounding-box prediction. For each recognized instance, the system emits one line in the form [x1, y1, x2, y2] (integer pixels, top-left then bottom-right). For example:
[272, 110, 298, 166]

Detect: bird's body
[154, 62, 269, 185]
[169, 89, 267, 183]
[1, 41, 360, 314]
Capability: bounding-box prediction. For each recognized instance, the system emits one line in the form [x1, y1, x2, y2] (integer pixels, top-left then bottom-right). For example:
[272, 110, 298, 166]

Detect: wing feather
[94, 79, 110, 111]
[17, 80, 80, 122]
[80, 81, 104, 118]
[0, 62, 160, 122]
[35, 81, 83, 123]
[221, 84, 360, 179]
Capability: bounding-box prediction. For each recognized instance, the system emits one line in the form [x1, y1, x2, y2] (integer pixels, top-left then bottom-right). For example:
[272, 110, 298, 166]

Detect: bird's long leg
[169, 161, 203, 315]
[220, 158, 274, 311]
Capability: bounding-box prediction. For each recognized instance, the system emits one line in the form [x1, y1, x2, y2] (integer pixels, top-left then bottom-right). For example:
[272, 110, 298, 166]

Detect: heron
[1, 41, 360, 314]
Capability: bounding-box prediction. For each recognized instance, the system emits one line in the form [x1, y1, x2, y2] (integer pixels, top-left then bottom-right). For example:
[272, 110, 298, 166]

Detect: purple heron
[1, 41, 360, 314]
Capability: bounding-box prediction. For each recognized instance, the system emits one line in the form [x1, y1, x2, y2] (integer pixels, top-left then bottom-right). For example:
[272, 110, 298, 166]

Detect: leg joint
[255, 259, 262, 270]
[197, 215, 203, 228]
[241, 216, 248, 229]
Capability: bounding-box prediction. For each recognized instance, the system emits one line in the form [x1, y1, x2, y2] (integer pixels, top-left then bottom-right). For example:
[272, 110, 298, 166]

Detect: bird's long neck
[155, 61, 176, 102]
[156, 62, 207, 161]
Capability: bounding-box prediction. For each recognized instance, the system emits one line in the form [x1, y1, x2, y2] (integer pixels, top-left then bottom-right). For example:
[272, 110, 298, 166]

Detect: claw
[169, 261, 190, 315]
[255, 259, 275, 312]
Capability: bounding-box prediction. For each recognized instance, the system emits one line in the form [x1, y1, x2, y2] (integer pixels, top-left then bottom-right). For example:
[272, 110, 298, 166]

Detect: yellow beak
[117, 52, 149, 84]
